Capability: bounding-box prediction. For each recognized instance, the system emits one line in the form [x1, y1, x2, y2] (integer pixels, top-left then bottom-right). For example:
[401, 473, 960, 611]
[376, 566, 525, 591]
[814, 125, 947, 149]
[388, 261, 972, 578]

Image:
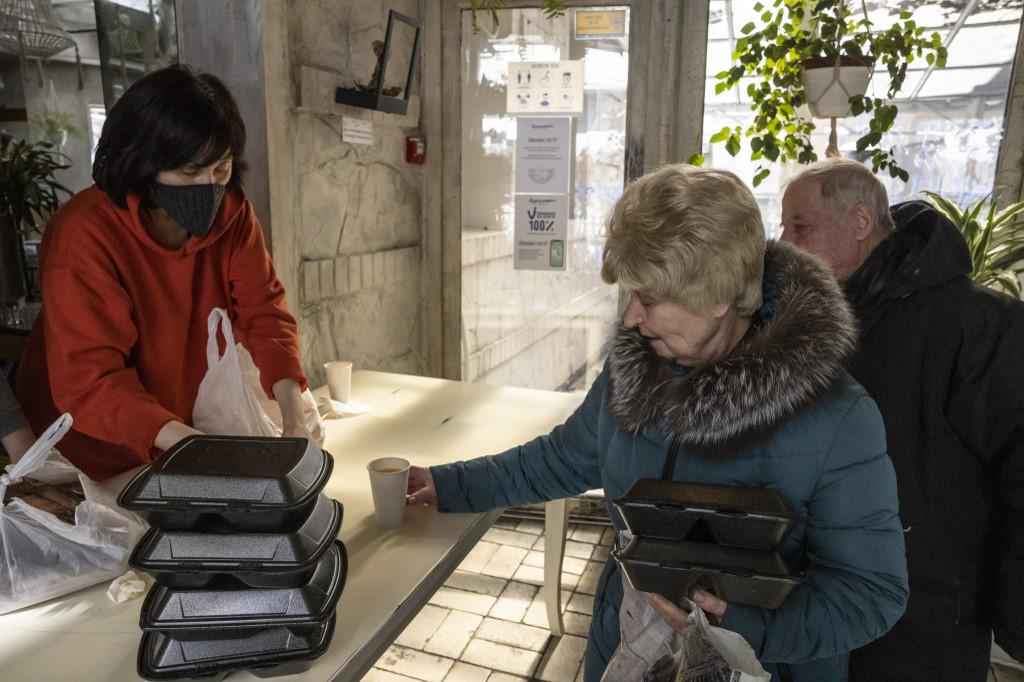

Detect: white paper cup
[367, 457, 411, 529]
[324, 361, 353, 403]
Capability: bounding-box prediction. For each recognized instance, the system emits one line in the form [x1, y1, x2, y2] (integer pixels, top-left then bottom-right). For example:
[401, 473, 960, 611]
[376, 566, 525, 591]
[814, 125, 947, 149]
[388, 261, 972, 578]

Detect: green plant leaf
[726, 134, 742, 157]
[856, 131, 882, 152]
[687, 153, 705, 166]
[753, 168, 771, 187]
[710, 127, 732, 144]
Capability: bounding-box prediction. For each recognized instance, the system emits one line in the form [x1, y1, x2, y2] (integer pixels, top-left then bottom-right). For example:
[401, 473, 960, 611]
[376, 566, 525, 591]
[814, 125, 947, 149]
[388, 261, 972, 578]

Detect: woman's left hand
[646, 589, 728, 632]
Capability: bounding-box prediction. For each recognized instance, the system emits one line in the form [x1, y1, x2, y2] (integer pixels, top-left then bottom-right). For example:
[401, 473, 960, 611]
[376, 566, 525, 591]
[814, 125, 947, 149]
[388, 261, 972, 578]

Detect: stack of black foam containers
[611, 479, 801, 609]
[119, 435, 345, 681]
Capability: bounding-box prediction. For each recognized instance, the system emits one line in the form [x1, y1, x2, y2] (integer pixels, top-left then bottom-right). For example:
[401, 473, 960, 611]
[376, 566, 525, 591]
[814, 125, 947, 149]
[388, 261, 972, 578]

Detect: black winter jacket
[846, 201, 1024, 682]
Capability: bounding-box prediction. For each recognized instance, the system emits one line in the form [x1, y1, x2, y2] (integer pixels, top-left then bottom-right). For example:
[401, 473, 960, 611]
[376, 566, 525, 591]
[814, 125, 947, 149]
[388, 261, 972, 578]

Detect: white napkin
[107, 570, 149, 604]
[316, 397, 370, 419]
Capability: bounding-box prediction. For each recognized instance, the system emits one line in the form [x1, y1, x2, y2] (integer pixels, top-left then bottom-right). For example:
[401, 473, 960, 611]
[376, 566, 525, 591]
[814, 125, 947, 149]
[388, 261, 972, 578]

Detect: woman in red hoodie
[16, 65, 308, 482]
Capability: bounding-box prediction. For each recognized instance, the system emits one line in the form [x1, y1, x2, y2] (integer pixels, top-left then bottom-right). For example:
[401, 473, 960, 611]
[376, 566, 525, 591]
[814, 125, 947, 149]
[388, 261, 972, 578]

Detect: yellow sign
[574, 10, 627, 38]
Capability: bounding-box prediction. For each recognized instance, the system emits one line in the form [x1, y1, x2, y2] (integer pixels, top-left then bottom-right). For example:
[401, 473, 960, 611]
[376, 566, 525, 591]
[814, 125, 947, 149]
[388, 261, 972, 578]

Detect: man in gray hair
[781, 158, 1024, 682]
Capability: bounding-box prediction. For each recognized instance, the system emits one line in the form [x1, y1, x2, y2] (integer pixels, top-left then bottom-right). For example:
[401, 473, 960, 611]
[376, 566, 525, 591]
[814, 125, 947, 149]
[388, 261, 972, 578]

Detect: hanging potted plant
[0, 138, 71, 304]
[704, 0, 946, 186]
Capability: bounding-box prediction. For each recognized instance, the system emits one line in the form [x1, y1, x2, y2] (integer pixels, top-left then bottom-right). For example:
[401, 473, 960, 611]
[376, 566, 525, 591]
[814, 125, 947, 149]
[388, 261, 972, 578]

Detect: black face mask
[150, 183, 226, 237]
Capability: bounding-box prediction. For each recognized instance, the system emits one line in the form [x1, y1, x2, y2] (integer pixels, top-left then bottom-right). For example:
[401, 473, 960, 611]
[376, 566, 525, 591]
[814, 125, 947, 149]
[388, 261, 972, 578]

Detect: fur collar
[607, 240, 856, 447]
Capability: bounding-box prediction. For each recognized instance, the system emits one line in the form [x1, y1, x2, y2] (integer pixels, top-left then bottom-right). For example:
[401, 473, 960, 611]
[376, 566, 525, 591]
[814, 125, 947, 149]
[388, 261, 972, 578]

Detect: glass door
[459, 5, 631, 391]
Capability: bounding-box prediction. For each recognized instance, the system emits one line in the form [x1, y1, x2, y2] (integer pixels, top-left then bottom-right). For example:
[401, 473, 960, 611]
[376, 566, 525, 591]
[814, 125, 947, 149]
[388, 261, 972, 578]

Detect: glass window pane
[916, 67, 1007, 97]
[706, 40, 733, 76]
[460, 7, 627, 391]
[699, 1, 1022, 235]
[968, 8, 1024, 24]
[708, 1, 730, 40]
[945, 24, 1020, 67]
[866, 70, 925, 100]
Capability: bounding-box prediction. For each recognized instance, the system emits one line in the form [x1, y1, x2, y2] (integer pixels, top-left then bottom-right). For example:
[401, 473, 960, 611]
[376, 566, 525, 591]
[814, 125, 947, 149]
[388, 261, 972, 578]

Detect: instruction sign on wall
[514, 116, 572, 194]
[342, 117, 374, 145]
[514, 195, 568, 271]
[574, 10, 627, 38]
[514, 117, 573, 271]
[507, 60, 584, 114]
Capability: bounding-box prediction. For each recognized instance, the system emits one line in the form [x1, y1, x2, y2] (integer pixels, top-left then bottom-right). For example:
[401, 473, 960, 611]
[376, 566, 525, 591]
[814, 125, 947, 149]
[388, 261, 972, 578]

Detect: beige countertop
[0, 370, 583, 682]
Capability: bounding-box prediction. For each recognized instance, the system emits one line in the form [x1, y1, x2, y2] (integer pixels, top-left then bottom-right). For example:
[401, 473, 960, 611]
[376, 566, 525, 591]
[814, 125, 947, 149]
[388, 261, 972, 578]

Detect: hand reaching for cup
[406, 466, 437, 506]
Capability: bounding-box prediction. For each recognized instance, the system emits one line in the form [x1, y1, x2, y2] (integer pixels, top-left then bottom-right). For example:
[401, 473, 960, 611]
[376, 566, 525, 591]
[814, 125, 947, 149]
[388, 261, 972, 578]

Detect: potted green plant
[29, 111, 84, 152]
[705, 0, 946, 186]
[923, 191, 1024, 298]
[0, 138, 71, 304]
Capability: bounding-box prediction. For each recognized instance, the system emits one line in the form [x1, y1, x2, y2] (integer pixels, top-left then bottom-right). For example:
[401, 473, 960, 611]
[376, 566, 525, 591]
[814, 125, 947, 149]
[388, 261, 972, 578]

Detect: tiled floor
[364, 515, 613, 682]
[363, 513, 1024, 682]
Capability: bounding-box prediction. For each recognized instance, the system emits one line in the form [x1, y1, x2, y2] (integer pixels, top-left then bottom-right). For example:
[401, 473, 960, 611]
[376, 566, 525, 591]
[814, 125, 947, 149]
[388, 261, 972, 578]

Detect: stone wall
[267, 0, 425, 388]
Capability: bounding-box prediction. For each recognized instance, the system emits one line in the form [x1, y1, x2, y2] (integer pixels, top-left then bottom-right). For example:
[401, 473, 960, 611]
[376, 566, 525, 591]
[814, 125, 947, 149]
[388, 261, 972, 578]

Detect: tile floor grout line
[372, 514, 604, 682]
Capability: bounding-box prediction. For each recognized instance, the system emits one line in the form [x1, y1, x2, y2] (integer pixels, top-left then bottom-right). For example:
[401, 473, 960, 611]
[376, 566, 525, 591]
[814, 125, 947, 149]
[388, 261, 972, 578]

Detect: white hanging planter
[801, 56, 874, 118]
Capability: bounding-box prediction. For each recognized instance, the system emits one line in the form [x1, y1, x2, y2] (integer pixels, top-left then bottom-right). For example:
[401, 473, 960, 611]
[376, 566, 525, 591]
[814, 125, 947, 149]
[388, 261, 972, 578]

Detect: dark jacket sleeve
[429, 370, 606, 513]
[946, 295, 1024, 660]
[0, 378, 27, 440]
[722, 396, 909, 663]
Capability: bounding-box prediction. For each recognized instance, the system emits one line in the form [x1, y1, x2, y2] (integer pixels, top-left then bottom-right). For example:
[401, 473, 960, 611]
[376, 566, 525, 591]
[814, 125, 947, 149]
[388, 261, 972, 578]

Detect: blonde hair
[601, 164, 766, 316]
[789, 158, 895, 231]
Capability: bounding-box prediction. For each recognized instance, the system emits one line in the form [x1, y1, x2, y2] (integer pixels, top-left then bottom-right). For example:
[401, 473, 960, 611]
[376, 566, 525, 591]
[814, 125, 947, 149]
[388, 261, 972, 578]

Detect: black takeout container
[138, 614, 335, 681]
[614, 536, 802, 609]
[119, 435, 333, 533]
[140, 540, 347, 633]
[613, 479, 796, 550]
[130, 494, 343, 589]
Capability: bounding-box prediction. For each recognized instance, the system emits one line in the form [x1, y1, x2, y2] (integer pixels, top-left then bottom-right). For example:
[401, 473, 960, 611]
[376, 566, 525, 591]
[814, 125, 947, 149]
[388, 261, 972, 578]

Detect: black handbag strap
[661, 438, 682, 481]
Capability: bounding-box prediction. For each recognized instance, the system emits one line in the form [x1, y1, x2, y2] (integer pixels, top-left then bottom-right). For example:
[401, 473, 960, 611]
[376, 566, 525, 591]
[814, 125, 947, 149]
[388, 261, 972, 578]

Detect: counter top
[0, 370, 583, 681]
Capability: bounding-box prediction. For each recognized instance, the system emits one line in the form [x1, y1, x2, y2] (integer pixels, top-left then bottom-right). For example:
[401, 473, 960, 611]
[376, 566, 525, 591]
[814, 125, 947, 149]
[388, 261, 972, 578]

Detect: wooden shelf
[296, 65, 419, 128]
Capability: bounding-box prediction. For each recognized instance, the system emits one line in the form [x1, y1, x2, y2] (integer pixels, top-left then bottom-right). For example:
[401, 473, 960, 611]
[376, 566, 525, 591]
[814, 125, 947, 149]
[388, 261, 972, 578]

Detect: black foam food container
[119, 435, 333, 533]
[138, 614, 335, 681]
[613, 480, 795, 550]
[130, 494, 343, 589]
[140, 540, 347, 634]
[614, 536, 802, 609]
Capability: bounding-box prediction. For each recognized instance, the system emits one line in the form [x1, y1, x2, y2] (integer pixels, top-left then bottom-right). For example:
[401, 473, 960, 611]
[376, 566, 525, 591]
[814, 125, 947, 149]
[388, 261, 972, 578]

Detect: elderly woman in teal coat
[407, 165, 908, 682]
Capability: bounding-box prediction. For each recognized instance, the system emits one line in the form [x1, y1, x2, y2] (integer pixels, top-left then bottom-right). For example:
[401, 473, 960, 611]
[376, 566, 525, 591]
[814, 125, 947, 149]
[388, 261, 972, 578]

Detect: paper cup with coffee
[367, 457, 411, 529]
[324, 361, 353, 403]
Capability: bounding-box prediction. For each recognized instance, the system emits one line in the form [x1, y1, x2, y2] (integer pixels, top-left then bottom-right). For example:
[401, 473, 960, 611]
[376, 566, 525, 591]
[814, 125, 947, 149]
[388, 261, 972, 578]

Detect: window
[89, 104, 107, 164]
[701, 1, 1023, 236]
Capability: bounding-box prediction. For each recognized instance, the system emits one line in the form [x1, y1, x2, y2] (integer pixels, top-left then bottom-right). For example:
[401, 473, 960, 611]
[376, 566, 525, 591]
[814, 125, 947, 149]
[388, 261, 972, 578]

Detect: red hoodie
[16, 186, 307, 481]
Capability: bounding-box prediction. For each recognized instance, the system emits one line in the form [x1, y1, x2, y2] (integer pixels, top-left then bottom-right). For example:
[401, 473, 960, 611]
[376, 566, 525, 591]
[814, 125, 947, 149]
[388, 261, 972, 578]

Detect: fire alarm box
[406, 136, 425, 165]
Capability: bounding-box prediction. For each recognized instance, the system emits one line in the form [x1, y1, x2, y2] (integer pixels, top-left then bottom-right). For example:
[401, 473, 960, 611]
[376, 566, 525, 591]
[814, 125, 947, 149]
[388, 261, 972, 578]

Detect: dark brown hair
[93, 64, 246, 207]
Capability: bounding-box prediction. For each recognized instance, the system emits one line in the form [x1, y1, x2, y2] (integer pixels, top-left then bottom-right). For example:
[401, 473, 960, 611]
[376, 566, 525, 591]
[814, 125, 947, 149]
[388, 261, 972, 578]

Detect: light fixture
[0, 0, 83, 89]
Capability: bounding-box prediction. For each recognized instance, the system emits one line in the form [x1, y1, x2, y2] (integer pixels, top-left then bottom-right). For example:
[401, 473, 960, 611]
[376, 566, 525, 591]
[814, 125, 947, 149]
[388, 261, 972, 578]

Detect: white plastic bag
[0, 414, 147, 614]
[603, 581, 770, 682]
[670, 606, 770, 682]
[192, 308, 325, 445]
